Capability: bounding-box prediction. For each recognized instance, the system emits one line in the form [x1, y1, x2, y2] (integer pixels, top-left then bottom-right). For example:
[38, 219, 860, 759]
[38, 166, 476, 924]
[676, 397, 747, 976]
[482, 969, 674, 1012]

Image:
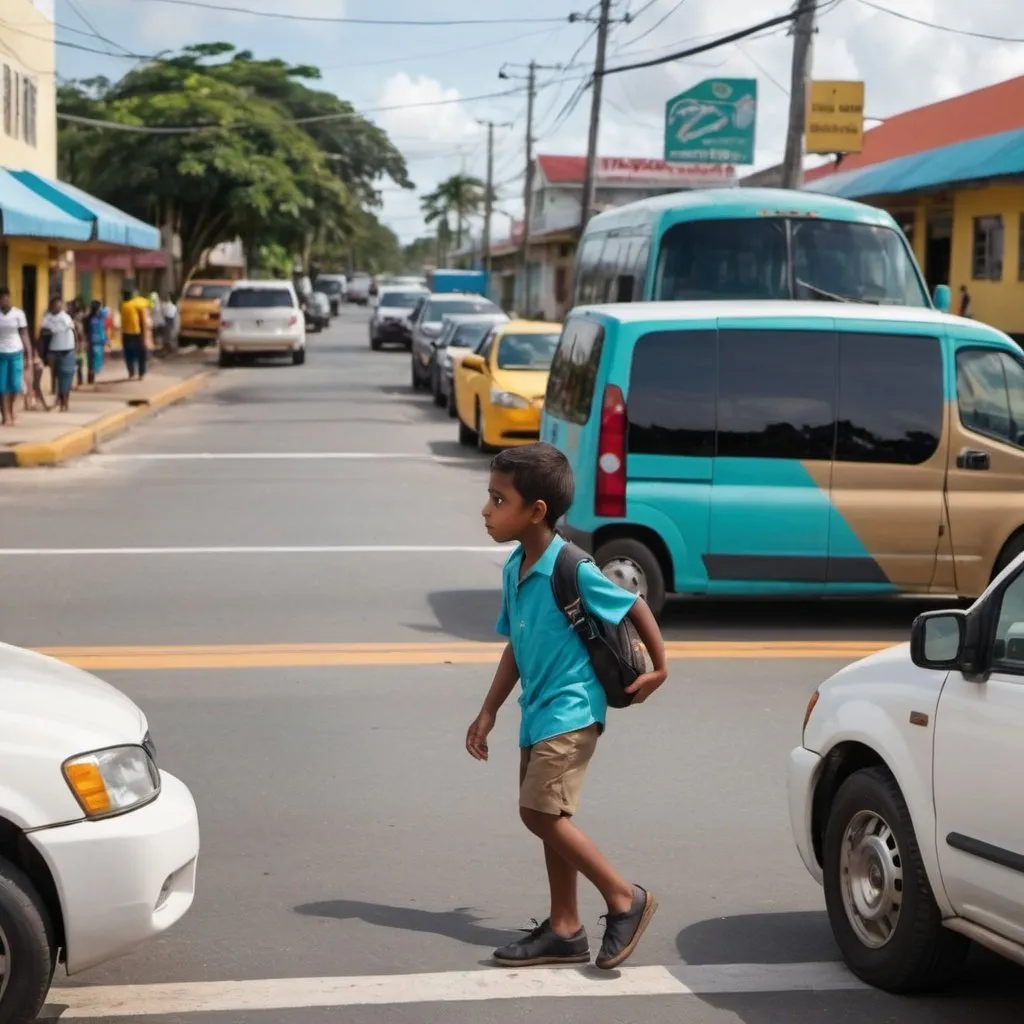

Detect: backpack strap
[552, 542, 598, 640]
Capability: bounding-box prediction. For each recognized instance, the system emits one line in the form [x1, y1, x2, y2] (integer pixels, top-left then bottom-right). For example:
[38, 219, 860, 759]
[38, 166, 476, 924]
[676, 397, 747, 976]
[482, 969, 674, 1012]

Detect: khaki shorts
[519, 724, 599, 817]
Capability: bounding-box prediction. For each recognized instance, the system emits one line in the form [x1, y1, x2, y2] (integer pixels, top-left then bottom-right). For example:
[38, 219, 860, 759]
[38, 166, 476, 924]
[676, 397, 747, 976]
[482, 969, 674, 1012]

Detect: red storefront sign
[73, 250, 168, 271]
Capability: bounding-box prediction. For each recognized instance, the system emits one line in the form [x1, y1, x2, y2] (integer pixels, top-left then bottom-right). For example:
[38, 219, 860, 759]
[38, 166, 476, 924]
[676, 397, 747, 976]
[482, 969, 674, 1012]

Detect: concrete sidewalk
[0, 350, 212, 467]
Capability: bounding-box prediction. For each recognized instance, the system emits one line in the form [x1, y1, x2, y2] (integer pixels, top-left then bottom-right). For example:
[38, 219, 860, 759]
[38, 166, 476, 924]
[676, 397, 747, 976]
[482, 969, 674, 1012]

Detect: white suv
[218, 281, 306, 366]
[789, 554, 1024, 992]
[0, 641, 199, 1022]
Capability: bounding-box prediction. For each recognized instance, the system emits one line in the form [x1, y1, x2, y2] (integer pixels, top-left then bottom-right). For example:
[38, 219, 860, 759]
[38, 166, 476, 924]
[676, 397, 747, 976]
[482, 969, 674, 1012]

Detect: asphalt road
[2, 308, 1020, 1021]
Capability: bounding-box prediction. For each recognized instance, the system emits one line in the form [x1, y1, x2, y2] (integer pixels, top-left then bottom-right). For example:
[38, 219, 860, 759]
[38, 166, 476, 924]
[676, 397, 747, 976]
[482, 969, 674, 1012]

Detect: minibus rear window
[545, 319, 605, 425]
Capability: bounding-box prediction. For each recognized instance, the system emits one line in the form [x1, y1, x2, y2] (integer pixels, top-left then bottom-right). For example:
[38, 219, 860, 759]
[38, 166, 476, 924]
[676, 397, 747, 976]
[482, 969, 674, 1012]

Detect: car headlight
[63, 744, 160, 818]
[490, 389, 529, 409]
[442, 353, 454, 371]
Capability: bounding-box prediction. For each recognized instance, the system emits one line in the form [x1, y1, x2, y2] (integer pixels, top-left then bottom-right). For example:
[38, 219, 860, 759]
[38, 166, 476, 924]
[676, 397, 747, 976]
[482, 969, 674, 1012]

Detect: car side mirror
[933, 284, 952, 313]
[461, 354, 486, 374]
[910, 609, 967, 669]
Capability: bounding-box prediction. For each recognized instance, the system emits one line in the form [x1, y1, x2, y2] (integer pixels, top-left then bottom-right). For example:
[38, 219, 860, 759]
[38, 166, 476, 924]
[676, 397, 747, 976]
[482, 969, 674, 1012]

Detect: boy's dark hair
[491, 442, 574, 528]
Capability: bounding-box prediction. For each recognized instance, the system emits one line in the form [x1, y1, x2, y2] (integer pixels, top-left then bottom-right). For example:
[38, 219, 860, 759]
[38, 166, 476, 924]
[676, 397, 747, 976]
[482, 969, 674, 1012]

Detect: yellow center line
[31, 640, 899, 671]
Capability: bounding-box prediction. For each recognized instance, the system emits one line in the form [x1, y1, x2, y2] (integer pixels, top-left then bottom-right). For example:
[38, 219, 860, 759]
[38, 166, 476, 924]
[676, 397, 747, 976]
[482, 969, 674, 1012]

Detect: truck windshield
[654, 217, 927, 307]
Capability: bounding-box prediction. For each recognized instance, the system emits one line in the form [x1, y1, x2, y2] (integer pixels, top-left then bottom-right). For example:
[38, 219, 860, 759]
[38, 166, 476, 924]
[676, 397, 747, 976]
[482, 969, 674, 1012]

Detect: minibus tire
[595, 538, 666, 618]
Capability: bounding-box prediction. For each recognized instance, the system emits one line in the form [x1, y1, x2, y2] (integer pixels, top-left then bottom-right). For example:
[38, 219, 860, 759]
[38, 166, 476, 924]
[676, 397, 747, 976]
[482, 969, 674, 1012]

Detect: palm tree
[420, 175, 488, 258]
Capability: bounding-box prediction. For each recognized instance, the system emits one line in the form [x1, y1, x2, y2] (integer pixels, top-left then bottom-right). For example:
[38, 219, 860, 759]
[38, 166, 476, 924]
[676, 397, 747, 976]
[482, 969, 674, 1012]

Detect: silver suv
[409, 292, 502, 391]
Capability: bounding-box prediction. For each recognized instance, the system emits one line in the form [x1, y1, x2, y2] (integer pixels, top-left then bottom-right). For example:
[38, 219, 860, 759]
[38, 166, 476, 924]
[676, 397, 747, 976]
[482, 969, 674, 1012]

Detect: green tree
[58, 45, 413, 284]
[419, 174, 488, 257]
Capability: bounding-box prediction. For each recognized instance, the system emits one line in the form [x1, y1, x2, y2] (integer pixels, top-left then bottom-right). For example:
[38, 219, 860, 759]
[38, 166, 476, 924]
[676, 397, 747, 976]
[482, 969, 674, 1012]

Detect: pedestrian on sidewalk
[120, 288, 151, 380]
[42, 296, 79, 413]
[0, 287, 32, 427]
[467, 442, 668, 971]
[161, 294, 178, 351]
[84, 299, 110, 384]
[149, 291, 166, 351]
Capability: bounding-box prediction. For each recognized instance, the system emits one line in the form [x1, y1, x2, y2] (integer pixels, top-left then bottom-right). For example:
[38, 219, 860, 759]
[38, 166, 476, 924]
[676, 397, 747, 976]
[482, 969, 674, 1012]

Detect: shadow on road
[294, 899, 515, 948]
[676, 910, 837, 965]
[416, 589, 503, 641]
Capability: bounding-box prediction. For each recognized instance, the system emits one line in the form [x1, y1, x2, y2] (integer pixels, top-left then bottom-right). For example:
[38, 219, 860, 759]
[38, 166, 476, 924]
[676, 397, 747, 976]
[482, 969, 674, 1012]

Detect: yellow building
[0, 0, 160, 338]
[805, 75, 1024, 341]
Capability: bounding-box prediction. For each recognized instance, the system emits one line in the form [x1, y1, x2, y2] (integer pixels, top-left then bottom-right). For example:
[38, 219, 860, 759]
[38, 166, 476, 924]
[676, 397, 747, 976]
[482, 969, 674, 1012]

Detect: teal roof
[805, 128, 1024, 200]
[0, 169, 92, 241]
[10, 170, 160, 249]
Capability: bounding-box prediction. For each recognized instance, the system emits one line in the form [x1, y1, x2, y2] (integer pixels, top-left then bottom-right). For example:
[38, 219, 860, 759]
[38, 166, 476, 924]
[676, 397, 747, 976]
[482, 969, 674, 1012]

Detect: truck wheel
[292, 348, 306, 366]
[595, 537, 666, 619]
[217, 350, 233, 368]
[0, 857, 56, 1024]
[823, 767, 968, 993]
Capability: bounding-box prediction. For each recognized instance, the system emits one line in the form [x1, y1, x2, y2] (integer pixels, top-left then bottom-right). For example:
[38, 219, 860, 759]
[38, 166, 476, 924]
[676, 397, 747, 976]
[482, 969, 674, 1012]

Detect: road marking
[0, 545, 509, 556]
[35, 640, 895, 670]
[94, 451, 482, 463]
[43, 962, 864, 1017]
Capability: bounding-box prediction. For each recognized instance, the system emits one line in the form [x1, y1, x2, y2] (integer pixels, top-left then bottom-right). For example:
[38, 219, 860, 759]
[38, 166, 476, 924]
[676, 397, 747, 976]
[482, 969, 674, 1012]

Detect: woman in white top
[0, 287, 32, 426]
[41, 296, 80, 412]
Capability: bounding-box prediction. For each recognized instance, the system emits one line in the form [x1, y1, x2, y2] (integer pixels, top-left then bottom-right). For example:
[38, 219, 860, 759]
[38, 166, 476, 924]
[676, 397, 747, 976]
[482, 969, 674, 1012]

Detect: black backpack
[551, 542, 649, 709]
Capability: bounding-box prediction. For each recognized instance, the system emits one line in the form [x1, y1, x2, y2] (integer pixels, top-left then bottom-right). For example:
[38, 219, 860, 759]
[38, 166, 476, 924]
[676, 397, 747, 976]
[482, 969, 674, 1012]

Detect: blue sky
[52, 0, 1024, 242]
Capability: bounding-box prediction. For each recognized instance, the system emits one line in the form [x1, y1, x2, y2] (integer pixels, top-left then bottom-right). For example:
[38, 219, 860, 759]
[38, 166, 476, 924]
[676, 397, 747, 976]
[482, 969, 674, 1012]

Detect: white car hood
[378, 307, 414, 320]
[0, 642, 147, 747]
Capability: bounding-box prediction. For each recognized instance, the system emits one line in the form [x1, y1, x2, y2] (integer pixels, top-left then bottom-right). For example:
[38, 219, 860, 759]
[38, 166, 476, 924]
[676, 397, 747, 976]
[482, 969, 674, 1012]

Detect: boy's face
[483, 470, 546, 543]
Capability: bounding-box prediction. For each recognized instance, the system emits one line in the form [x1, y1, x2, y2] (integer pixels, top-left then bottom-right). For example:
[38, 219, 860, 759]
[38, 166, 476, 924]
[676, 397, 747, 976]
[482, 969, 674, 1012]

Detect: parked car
[303, 291, 331, 333]
[177, 278, 233, 348]
[0, 640, 199, 1023]
[454, 319, 561, 451]
[431, 312, 509, 409]
[314, 274, 347, 315]
[789, 551, 1024, 992]
[217, 281, 306, 366]
[409, 292, 502, 390]
[369, 286, 429, 350]
[345, 273, 372, 305]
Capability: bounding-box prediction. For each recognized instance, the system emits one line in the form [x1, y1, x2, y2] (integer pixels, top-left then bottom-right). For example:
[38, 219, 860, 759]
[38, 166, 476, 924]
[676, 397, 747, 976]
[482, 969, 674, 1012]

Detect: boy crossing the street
[467, 442, 668, 970]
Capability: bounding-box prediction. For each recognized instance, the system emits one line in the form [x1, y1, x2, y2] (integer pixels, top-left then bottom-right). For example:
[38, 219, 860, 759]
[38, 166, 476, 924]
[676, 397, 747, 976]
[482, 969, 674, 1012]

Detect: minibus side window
[717, 330, 836, 460]
[627, 330, 715, 457]
[545, 319, 604, 425]
[836, 333, 942, 464]
[632, 239, 650, 300]
[957, 348, 1024, 448]
[574, 235, 606, 305]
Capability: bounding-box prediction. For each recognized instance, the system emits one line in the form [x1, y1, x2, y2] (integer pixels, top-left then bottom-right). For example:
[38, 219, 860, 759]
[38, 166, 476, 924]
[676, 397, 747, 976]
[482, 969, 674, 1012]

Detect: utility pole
[579, 0, 613, 234]
[477, 120, 512, 280]
[781, 0, 816, 189]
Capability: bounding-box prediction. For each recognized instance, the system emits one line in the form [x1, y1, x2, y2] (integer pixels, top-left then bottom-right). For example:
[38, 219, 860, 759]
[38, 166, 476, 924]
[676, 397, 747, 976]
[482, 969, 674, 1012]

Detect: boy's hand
[625, 669, 667, 704]
[466, 709, 496, 761]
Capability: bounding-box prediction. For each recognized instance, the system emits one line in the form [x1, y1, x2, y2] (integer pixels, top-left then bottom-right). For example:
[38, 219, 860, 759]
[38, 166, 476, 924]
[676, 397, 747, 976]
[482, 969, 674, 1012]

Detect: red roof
[537, 155, 587, 183]
[806, 75, 1024, 182]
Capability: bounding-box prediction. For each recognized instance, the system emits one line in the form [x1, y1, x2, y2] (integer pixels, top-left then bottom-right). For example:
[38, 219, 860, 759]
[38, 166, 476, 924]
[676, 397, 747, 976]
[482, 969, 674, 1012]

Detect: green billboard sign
[665, 79, 758, 165]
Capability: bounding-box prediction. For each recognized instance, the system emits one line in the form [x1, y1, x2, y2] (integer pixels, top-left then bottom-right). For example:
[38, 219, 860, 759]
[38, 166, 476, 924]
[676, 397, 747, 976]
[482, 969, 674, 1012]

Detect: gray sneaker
[492, 918, 590, 967]
[595, 885, 658, 970]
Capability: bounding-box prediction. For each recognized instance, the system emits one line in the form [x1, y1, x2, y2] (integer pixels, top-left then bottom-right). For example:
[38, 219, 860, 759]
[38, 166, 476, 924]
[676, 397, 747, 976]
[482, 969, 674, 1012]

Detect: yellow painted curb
[10, 372, 211, 468]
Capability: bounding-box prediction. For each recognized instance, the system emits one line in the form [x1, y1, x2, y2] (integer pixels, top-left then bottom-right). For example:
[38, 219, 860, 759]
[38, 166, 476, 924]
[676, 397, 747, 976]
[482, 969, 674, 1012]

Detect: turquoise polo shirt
[497, 535, 638, 747]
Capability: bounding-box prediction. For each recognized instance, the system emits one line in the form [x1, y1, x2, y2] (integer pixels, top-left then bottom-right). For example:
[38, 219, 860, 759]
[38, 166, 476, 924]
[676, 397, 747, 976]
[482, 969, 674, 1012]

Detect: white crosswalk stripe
[42, 962, 864, 1018]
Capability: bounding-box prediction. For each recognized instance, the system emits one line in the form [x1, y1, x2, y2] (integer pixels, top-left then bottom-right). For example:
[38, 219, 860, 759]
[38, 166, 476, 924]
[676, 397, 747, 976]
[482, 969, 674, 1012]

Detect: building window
[554, 266, 568, 305]
[12, 72, 20, 140]
[972, 216, 1004, 281]
[22, 78, 36, 146]
[2, 65, 11, 136]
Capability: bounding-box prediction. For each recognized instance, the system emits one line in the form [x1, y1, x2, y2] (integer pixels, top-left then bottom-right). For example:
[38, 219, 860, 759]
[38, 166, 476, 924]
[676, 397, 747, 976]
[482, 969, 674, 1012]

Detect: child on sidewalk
[467, 442, 668, 970]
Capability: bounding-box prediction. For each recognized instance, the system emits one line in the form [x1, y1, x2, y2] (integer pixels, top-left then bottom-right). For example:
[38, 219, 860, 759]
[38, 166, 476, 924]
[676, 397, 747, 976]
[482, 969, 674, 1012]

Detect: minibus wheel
[595, 538, 666, 618]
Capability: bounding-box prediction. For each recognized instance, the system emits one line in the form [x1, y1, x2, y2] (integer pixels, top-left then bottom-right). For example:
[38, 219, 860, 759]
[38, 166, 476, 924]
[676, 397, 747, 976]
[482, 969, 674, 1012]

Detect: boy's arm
[466, 644, 519, 761]
[623, 599, 668, 703]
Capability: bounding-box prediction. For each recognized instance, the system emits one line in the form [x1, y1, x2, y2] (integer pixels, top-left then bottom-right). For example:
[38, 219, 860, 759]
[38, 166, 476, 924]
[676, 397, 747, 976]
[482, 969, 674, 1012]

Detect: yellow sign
[806, 81, 865, 155]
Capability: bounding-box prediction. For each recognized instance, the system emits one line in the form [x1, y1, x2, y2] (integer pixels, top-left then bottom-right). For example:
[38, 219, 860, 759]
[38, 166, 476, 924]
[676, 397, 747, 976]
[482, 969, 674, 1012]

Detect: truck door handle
[957, 448, 991, 470]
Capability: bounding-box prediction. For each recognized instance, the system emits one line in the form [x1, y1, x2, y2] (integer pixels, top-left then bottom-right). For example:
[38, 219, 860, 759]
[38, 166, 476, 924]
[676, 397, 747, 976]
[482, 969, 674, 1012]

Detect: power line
[620, 0, 688, 49]
[126, 0, 570, 26]
[735, 42, 788, 96]
[64, 0, 135, 56]
[57, 86, 531, 134]
[856, 0, 1024, 43]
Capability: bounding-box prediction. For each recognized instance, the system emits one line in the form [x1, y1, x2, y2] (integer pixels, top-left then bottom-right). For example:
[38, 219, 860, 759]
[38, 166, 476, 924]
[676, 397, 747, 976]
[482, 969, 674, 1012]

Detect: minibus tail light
[595, 384, 626, 518]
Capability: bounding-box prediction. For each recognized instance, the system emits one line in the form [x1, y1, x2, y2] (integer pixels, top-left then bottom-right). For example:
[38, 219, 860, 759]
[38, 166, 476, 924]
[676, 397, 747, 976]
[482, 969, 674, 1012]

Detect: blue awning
[9, 170, 161, 250]
[805, 128, 1024, 201]
[0, 169, 93, 241]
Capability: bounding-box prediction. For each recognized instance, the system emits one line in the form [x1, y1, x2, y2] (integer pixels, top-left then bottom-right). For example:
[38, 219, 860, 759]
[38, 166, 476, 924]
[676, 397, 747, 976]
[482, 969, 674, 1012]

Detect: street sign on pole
[665, 79, 757, 165]
[806, 80, 865, 155]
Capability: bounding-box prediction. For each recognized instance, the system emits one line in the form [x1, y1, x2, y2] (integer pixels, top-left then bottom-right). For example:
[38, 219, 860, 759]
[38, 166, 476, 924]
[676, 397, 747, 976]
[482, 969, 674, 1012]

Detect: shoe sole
[491, 953, 591, 968]
[595, 890, 658, 970]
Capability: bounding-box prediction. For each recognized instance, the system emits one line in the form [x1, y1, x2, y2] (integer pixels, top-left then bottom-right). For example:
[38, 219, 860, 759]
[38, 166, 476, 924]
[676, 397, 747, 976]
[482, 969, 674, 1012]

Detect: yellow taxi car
[178, 278, 233, 347]
[454, 319, 562, 451]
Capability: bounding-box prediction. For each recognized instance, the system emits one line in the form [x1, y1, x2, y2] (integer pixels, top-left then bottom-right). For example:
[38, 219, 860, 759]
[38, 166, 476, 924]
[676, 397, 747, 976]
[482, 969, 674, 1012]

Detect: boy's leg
[544, 841, 580, 938]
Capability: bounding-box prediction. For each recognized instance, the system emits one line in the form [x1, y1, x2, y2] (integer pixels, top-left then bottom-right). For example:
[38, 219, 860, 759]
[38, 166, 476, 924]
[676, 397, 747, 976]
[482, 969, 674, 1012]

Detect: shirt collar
[511, 534, 565, 584]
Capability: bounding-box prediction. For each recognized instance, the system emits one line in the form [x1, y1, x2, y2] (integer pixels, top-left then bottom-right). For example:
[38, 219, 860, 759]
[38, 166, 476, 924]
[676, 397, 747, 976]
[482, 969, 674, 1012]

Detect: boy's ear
[530, 499, 549, 525]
